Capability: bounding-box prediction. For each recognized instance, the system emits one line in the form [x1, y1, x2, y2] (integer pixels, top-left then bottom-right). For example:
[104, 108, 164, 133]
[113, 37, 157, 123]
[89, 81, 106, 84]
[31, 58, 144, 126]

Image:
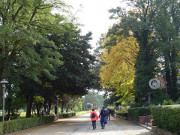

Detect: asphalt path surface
[8, 113, 155, 135]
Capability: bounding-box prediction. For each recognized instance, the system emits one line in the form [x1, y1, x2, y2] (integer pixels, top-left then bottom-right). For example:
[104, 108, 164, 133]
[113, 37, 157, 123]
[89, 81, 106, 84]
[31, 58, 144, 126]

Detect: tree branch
[12, 0, 17, 6]
[29, 6, 39, 25]
[37, 5, 53, 10]
[12, 4, 23, 21]
[0, 12, 5, 24]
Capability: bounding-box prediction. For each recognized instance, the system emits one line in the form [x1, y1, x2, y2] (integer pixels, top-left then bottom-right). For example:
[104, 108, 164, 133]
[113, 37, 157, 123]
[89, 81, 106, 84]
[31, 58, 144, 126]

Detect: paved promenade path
[8, 113, 155, 135]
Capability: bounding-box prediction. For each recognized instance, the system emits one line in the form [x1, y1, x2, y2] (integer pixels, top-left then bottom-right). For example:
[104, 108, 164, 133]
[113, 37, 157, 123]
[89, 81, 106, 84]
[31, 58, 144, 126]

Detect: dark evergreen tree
[153, 0, 180, 101]
[109, 0, 157, 104]
[48, 25, 96, 97]
[108, 0, 180, 104]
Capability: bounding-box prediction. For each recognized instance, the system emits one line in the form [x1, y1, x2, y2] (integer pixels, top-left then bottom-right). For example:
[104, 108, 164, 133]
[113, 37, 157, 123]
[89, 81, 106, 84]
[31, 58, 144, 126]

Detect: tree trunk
[44, 101, 49, 114]
[66, 104, 69, 113]
[171, 67, 178, 100]
[170, 48, 178, 101]
[48, 100, 51, 114]
[36, 104, 40, 116]
[61, 103, 64, 113]
[55, 106, 57, 114]
[7, 98, 12, 120]
[165, 60, 171, 99]
[26, 95, 33, 117]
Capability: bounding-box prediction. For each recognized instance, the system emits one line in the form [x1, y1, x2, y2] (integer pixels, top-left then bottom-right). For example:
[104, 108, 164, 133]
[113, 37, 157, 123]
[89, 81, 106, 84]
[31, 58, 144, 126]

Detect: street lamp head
[0, 79, 9, 87]
[0, 79, 9, 84]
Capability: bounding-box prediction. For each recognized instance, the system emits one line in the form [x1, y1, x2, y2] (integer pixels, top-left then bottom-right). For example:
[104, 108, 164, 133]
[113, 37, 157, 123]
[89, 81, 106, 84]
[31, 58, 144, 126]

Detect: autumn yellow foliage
[99, 36, 139, 102]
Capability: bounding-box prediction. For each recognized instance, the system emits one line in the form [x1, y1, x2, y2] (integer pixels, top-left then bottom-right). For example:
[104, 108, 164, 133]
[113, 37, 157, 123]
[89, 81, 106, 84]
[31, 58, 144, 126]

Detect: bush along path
[0, 116, 55, 135]
[6, 113, 155, 135]
[127, 105, 180, 135]
[150, 105, 180, 134]
[0, 111, 89, 135]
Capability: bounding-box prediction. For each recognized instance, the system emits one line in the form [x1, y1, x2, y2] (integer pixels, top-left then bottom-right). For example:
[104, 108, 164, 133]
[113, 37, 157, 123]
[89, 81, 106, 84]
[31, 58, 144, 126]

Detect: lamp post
[0, 79, 9, 122]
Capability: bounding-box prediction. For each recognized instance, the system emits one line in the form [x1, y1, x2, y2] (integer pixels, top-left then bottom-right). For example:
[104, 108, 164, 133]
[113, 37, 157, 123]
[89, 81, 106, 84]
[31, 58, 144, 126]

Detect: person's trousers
[101, 121, 105, 129]
[92, 121, 96, 129]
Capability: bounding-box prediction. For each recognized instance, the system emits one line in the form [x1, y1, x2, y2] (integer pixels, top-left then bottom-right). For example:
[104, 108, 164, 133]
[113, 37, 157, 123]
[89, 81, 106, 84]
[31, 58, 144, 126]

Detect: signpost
[148, 78, 160, 104]
[149, 79, 160, 89]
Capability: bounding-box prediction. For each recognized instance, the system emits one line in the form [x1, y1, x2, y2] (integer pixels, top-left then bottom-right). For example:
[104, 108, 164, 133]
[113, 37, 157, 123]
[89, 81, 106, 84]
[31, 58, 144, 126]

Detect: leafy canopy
[100, 36, 139, 102]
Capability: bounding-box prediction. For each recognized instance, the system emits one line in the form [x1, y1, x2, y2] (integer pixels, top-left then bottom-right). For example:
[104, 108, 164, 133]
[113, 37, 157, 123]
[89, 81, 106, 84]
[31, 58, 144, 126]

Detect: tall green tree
[91, 35, 106, 91]
[0, 0, 68, 116]
[48, 26, 96, 97]
[153, 0, 180, 101]
[108, 0, 180, 103]
[0, 0, 65, 80]
[108, 1, 154, 104]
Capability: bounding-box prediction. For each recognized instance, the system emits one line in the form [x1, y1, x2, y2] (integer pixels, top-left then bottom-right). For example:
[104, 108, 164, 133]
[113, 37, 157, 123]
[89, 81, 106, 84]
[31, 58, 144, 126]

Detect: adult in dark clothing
[105, 108, 111, 121]
[99, 107, 107, 129]
[109, 109, 111, 120]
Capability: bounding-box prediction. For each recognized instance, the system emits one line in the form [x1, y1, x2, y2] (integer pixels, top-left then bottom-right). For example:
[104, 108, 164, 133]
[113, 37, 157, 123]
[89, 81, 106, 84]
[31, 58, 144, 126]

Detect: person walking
[109, 108, 111, 120]
[105, 108, 110, 121]
[90, 109, 99, 130]
[99, 107, 107, 129]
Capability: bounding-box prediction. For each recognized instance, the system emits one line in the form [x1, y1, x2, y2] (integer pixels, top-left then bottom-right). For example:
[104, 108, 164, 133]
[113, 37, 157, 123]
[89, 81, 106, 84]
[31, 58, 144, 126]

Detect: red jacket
[90, 111, 99, 121]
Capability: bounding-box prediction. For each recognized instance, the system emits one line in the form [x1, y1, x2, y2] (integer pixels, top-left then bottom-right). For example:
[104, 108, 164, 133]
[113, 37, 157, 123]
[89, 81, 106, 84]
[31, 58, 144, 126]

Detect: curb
[115, 116, 152, 131]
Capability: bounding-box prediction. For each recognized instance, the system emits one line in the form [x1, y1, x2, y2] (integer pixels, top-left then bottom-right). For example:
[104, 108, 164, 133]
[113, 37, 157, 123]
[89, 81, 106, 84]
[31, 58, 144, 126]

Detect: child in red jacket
[90, 109, 99, 130]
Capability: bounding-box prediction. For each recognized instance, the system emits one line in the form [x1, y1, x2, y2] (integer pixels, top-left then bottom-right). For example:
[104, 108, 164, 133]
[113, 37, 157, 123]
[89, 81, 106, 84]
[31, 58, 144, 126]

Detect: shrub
[116, 112, 128, 118]
[62, 113, 69, 118]
[71, 113, 76, 116]
[59, 112, 76, 118]
[119, 106, 129, 113]
[58, 114, 63, 118]
[128, 107, 151, 121]
[176, 97, 180, 104]
[0, 122, 4, 135]
[0, 115, 55, 134]
[116, 106, 128, 117]
[0, 111, 85, 135]
[151, 105, 180, 134]
[162, 99, 174, 105]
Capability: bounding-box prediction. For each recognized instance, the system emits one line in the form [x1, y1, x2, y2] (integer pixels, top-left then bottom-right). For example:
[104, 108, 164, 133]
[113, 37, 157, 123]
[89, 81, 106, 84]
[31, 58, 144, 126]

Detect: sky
[64, 0, 123, 50]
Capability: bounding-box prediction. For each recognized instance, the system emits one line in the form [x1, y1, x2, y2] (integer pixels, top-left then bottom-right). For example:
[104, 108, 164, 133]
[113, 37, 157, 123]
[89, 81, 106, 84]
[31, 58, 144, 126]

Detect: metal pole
[2, 84, 5, 122]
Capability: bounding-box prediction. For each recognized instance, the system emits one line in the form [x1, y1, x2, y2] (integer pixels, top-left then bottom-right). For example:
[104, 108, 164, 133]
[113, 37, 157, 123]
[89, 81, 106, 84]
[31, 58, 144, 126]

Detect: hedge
[0, 115, 55, 134]
[0, 111, 88, 134]
[150, 105, 180, 134]
[128, 107, 151, 121]
[0, 123, 3, 135]
[116, 112, 128, 117]
[58, 112, 76, 118]
[58, 111, 89, 118]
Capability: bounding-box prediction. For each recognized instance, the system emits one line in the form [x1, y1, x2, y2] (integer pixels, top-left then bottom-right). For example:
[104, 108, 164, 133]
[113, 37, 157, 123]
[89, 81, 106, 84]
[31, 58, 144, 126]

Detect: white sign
[149, 79, 160, 89]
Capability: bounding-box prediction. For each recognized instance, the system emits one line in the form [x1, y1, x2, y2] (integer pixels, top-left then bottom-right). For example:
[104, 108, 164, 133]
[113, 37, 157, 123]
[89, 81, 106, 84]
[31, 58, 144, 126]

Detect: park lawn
[75, 111, 90, 116]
